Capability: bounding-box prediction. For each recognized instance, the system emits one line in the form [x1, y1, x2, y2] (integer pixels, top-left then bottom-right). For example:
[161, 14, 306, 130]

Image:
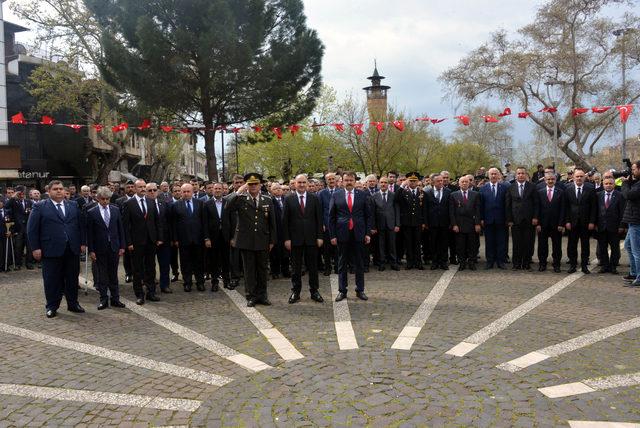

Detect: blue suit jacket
[27, 199, 82, 257]
[318, 187, 337, 230]
[328, 189, 373, 243]
[86, 204, 126, 254]
[480, 182, 509, 225]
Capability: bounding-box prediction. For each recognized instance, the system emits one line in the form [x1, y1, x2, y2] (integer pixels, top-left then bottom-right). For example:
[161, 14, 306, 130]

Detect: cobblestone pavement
[0, 241, 638, 427]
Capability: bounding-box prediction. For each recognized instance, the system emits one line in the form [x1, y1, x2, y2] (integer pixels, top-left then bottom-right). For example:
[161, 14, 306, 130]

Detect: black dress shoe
[272, 274, 280, 280]
[68, 305, 85, 313]
[598, 267, 610, 274]
[484, 263, 494, 270]
[125, 275, 133, 283]
[211, 282, 219, 292]
[247, 299, 257, 307]
[581, 267, 591, 274]
[184, 284, 192, 292]
[610, 268, 619, 275]
[111, 300, 126, 308]
[391, 264, 400, 271]
[416, 265, 425, 271]
[223, 282, 232, 289]
[553, 266, 562, 273]
[450, 258, 458, 265]
[441, 264, 449, 270]
[524, 264, 532, 272]
[405, 265, 412, 271]
[171, 274, 179, 282]
[46, 309, 57, 318]
[97, 301, 108, 310]
[538, 265, 547, 272]
[335, 292, 347, 302]
[261, 299, 272, 306]
[196, 283, 205, 292]
[288, 293, 300, 304]
[310, 292, 324, 303]
[459, 263, 466, 271]
[161, 287, 173, 294]
[363, 266, 370, 273]
[567, 266, 577, 274]
[430, 264, 439, 270]
[146, 294, 160, 302]
[356, 291, 368, 301]
[283, 272, 292, 278]
[378, 266, 386, 272]
[26, 265, 34, 270]
[497, 263, 507, 270]
[468, 263, 476, 271]
[512, 265, 520, 271]
[323, 269, 332, 276]
[136, 298, 145, 305]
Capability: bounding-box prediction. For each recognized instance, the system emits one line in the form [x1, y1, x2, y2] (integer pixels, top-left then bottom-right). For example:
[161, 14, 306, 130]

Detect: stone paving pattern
[0, 240, 638, 427]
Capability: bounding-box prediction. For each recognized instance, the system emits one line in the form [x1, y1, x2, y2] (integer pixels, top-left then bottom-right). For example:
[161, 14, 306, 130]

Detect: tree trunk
[203, 114, 219, 181]
[96, 145, 123, 185]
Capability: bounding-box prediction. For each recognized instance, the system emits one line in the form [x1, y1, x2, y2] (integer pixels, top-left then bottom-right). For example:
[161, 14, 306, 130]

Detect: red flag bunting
[498, 108, 511, 117]
[540, 107, 557, 113]
[272, 127, 282, 139]
[392, 120, 405, 131]
[93, 124, 104, 132]
[415, 117, 431, 122]
[430, 118, 446, 124]
[312, 123, 326, 127]
[572, 108, 589, 116]
[289, 124, 301, 136]
[251, 126, 263, 132]
[592, 106, 611, 114]
[179, 128, 191, 134]
[482, 115, 499, 123]
[111, 122, 128, 133]
[138, 119, 151, 130]
[518, 112, 531, 118]
[65, 124, 83, 133]
[455, 115, 470, 126]
[351, 123, 364, 135]
[231, 127, 243, 134]
[332, 123, 345, 132]
[40, 115, 55, 125]
[160, 126, 174, 133]
[11, 112, 27, 125]
[371, 121, 385, 133]
[617, 105, 634, 124]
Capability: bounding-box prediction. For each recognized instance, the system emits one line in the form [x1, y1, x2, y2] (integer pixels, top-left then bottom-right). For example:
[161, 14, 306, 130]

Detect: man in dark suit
[203, 182, 231, 290]
[0, 199, 9, 272]
[364, 175, 380, 270]
[146, 182, 173, 293]
[441, 170, 459, 265]
[169, 183, 182, 282]
[424, 174, 451, 270]
[75, 185, 93, 211]
[269, 182, 291, 279]
[171, 183, 206, 292]
[116, 181, 135, 283]
[564, 168, 598, 274]
[86, 187, 126, 310]
[27, 180, 85, 318]
[596, 177, 625, 274]
[5, 186, 34, 270]
[318, 172, 339, 276]
[506, 167, 539, 270]
[449, 175, 481, 271]
[536, 173, 566, 272]
[329, 171, 373, 301]
[372, 176, 400, 271]
[225, 174, 245, 289]
[479, 168, 509, 269]
[395, 172, 426, 270]
[122, 179, 162, 305]
[283, 174, 324, 304]
[226, 173, 277, 307]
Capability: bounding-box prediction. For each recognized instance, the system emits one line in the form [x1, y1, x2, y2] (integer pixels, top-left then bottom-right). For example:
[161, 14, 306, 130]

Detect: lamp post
[613, 28, 634, 159]
[544, 79, 567, 167]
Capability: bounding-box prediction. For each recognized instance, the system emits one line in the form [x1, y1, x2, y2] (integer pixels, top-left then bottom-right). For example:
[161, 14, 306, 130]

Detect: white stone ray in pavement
[0, 383, 202, 412]
[0, 322, 232, 386]
[568, 421, 640, 428]
[539, 372, 640, 398]
[446, 271, 583, 357]
[497, 316, 640, 372]
[221, 287, 304, 361]
[330, 275, 358, 350]
[391, 267, 458, 350]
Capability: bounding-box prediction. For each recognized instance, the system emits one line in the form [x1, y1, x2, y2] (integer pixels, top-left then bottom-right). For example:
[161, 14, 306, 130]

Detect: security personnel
[395, 172, 426, 270]
[226, 173, 277, 307]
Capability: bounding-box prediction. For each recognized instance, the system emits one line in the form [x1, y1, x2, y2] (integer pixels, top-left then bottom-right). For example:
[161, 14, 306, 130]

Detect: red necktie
[463, 191, 468, 203]
[605, 193, 611, 209]
[547, 188, 553, 202]
[347, 191, 354, 230]
[299, 195, 305, 215]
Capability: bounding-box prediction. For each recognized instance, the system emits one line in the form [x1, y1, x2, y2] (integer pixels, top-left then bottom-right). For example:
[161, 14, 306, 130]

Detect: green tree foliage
[85, 0, 325, 181]
[432, 142, 498, 179]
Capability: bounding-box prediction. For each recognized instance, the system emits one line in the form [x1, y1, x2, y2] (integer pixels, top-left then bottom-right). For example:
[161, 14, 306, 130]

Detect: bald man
[479, 168, 509, 269]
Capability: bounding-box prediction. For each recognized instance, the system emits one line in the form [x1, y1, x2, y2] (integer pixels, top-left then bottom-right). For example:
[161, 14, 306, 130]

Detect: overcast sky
[5, 0, 638, 151]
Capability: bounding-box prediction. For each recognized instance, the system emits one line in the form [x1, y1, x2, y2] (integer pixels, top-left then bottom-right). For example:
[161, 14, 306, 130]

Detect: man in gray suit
[372, 177, 400, 271]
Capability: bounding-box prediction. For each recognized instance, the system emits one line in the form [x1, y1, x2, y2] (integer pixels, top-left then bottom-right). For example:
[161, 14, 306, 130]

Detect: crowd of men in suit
[4, 159, 640, 319]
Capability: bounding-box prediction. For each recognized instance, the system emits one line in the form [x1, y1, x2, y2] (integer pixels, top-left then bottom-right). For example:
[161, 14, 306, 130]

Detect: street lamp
[545, 79, 568, 167]
[613, 28, 634, 159]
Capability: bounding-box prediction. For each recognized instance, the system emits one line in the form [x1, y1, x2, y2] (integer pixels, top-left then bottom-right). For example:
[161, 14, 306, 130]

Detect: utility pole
[613, 28, 633, 159]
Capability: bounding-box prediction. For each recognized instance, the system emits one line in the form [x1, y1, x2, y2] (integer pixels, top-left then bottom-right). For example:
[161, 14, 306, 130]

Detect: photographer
[621, 160, 640, 287]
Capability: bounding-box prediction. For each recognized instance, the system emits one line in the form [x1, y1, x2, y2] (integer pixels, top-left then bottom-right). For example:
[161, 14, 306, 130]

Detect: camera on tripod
[612, 158, 633, 179]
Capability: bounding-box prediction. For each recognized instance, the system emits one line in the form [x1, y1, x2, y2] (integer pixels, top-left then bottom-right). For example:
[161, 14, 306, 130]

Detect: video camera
[612, 158, 633, 179]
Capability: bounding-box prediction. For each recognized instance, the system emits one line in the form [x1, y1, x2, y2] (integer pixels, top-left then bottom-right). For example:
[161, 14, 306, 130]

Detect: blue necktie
[56, 203, 64, 218]
[186, 200, 192, 215]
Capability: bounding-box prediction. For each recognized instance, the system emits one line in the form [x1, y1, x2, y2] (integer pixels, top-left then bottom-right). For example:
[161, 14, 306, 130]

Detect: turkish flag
[592, 106, 611, 114]
[617, 105, 634, 124]
[371, 121, 385, 133]
[160, 126, 174, 133]
[415, 117, 431, 122]
[65, 124, 83, 133]
[272, 127, 283, 139]
[430, 118, 446, 124]
[179, 128, 191, 134]
[93, 124, 104, 132]
[518, 112, 531, 118]
[251, 126, 263, 132]
[333, 123, 345, 132]
[11, 112, 27, 125]
[231, 127, 243, 134]
[498, 108, 512, 117]
[540, 107, 557, 113]
[455, 115, 470, 126]
[138, 119, 151, 130]
[351, 123, 364, 135]
[40, 115, 55, 125]
[112, 122, 129, 133]
[572, 108, 589, 116]
[482, 115, 499, 123]
[392, 120, 404, 131]
[289, 124, 301, 136]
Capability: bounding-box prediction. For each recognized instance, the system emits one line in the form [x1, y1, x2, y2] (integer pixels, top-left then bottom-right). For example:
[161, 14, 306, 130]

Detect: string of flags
[8, 103, 635, 140]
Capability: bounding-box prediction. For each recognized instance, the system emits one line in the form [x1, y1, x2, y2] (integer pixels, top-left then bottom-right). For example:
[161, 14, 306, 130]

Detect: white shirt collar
[296, 191, 307, 199]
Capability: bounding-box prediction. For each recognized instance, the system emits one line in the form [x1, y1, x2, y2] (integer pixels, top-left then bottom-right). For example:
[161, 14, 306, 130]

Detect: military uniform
[226, 173, 277, 306]
[395, 172, 426, 270]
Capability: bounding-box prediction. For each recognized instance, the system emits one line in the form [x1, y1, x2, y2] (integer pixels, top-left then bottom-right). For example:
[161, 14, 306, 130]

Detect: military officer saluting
[395, 172, 426, 270]
[226, 173, 277, 307]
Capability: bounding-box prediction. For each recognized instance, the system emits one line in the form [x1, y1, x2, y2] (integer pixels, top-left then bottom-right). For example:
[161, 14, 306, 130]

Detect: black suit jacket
[449, 190, 481, 233]
[122, 196, 161, 247]
[537, 187, 566, 229]
[86, 204, 126, 254]
[395, 187, 425, 227]
[372, 191, 400, 231]
[564, 184, 598, 227]
[505, 181, 539, 224]
[203, 198, 227, 242]
[597, 190, 625, 232]
[424, 187, 451, 228]
[5, 198, 32, 233]
[171, 198, 205, 246]
[282, 192, 323, 246]
[150, 199, 172, 244]
[272, 197, 286, 243]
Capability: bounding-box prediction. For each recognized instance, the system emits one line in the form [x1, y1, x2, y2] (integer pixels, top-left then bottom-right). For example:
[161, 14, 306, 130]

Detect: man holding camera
[621, 161, 640, 287]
